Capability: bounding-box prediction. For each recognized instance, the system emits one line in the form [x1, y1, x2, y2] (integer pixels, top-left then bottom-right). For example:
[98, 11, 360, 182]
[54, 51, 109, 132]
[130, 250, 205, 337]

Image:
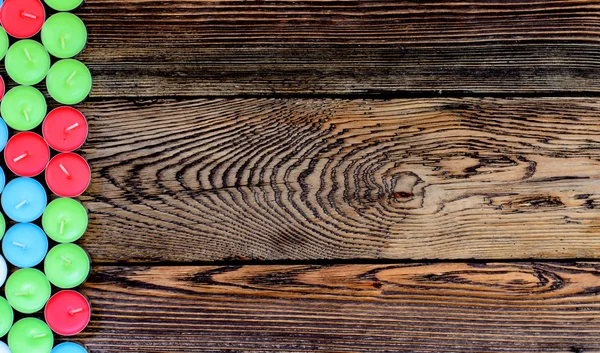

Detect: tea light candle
[46, 59, 92, 105]
[1, 86, 47, 131]
[1, 178, 48, 223]
[42, 107, 88, 152]
[46, 153, 91, 198]
[51, 342, 88, 353]
[5, 132, 50, 177]
[42, 198, 88, 243]
[44, 243, 90, 289]
[0, 166, 6, 194]
[45, 291, 91, 336]
[5, 268, 51, 314]
[0, 76, 5, 102]
[44, 0, 83, 11]
[0, 341, 10, 353]
[0, 27, 8, 60]
[2, 223, 48, 268]
[8, 318, 53, 353]
[1, 0, 45, 39]
[0, 297, 14, 337]
[41, 13, 87, 59]
[5, 40, 50, 85]
[0, 118, 10, 152]
[0, 254, 7, 287]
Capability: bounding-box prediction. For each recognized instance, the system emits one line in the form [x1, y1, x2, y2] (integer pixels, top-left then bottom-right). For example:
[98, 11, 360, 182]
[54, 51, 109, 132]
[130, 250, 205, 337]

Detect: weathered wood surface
[78, 263, 600, 352]
[80, 97, 600, 263]
[78, 0, 600, 97]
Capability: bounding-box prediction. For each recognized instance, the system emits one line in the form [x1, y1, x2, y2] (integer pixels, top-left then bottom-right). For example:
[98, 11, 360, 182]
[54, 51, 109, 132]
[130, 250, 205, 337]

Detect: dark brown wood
[79, 97, 600, 263]
[77, 0, 600, 97]
[78, 263, 600, 352]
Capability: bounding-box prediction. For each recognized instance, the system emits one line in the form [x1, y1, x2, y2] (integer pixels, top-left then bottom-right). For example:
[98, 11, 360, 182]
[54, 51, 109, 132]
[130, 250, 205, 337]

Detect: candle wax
[0, 27, 8, 60]
[0, 166, 5, 194]
[5, 40, 50, 85]
[1, 0, 46, 39]
[2, 177, 48, 223]
[1, 86, 47, 131]
[0, 341, 10, 353]
[5, 132, 50, 177]
[42, 107, 88, 152]
[0, 254, 7, 287]
[41, 13, 87, 59]
[0, 76, 5, 101]
[44, 243, 90, 289]
[44, 0, 83, 11]
[0, 119, 9, 152]
[2, 223, 48, 268]
[8, 318, 53, 353]
[51, 342, 88, 353]
[45, 291, 91, 336]
[0, 297, 14, 337]
[46, 59, 92, 105]
[46, 153, 91, 198]
[5, 268, 51, 314]
[43, 198, 88, 243]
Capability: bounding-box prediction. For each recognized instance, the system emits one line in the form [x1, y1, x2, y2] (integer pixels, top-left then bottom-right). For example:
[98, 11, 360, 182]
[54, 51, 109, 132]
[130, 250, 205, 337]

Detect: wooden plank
[78, 0, 600, 97]
[80, 97, 600, 262]
[78, 263, 600, 352]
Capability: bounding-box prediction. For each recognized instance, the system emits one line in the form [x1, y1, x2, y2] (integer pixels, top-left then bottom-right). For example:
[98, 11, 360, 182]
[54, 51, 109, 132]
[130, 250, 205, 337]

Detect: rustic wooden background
[74, 0, 600, 351]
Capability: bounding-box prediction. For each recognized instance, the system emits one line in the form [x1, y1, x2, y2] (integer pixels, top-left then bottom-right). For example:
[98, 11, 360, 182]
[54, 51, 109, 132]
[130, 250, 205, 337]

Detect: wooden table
[75, 1, 600, 351]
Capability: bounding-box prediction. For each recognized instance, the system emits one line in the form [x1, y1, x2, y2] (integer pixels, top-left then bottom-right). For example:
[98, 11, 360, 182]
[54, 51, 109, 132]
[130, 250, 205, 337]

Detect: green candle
[44, 0, 83, 11]
[42, 198, 88, 243]
[8, 318, 53, 353]
[0, 212, 6, 240]
[5, 268, 51, 314]
[5, 40, 51, 85]
[0, 297, 13, 337]
[0, 27, 9, 61]
[1, 86, 47, 131]
[46, 59, 92, 105]
[41, 13, 87, 59]
[44, 243, 91, 289]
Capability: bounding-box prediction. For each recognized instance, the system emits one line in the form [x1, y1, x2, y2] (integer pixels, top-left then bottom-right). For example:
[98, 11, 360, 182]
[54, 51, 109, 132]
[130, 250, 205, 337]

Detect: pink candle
[4, 132, 50, 177]
[1, 0, 46, 39]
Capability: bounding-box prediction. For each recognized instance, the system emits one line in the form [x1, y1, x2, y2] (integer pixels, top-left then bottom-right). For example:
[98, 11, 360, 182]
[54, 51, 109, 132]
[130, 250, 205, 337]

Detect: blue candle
[1, 177, 47, 222]
[0, 253, 7, 286]
[0, 118, 8, 152]
[0, 165, 5, 193]
[2, 223, 48, 268]
[0, 341, 10, 353]
[51, 342, 88, 353]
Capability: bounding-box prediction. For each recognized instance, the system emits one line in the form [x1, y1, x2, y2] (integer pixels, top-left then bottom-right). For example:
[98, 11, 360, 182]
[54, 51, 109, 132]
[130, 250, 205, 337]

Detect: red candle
[44, 290, 91, 336]
[45, 153, 91, 197]
[43, 107, 88, 152]
[4, 132, 50, 177]
[1, 0, 45, 39]
[0, 76, 5, 101]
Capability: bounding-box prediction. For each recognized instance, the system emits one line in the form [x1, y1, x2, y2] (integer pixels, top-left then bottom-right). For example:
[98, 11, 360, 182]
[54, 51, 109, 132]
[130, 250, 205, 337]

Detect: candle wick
[22, 108, 30, 122]
[14, 291, 29, 296]
[60, 219, 66, 234]
[69, 308, 83, 315]
[21, 11, 38, 19]
[12, 241, 26, 249]
[60, 36, 66, 50]
[23, 48, 33, 62]
[15, 199, 28, 209]
[59, 163, 72, 178]
[66, 70, 77, 84]
[33, 333, 47, 339]
[65, 122, 79, 132]
[13, 152, 28, 163]
[61, 255, 72, 265]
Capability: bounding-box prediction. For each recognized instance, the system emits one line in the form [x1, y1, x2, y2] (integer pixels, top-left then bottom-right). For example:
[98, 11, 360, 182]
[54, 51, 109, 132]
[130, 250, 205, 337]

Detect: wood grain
[78, 0, 600, 97]
[79, 97, 600, 262]
[78, 263, 600, 352]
